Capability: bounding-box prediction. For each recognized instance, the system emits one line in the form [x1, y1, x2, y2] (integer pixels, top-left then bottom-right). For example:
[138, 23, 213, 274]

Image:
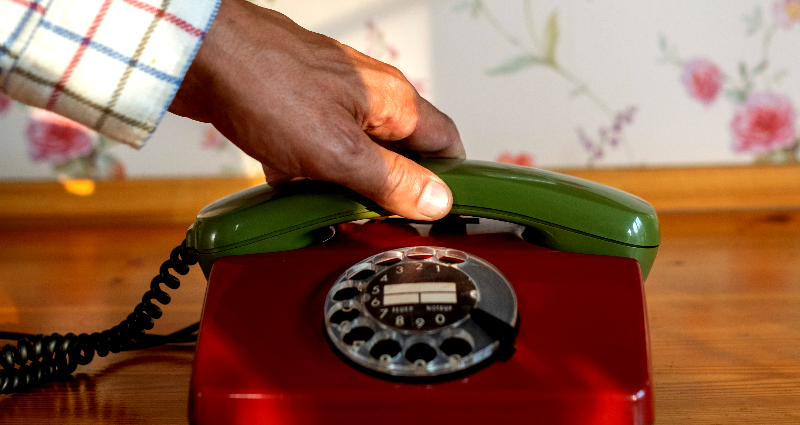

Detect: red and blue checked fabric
[0, 0, 220, 147]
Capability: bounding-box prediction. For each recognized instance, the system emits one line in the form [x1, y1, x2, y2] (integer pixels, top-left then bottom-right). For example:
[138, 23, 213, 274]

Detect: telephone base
[190, 222, 653, 425]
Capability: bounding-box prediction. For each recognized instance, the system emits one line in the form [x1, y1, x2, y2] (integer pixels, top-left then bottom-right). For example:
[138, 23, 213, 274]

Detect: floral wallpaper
[660, 0, 799, 163]
[1, 0, 798, 187]
[0, 96, 127, 193]
[454, 0, 638, 166]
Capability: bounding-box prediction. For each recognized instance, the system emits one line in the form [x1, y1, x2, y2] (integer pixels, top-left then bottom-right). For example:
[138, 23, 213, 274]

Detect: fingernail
[417, 181, 450, 219]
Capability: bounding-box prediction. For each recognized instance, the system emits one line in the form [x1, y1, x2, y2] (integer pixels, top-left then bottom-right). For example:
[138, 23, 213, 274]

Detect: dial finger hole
[369, 339, 402, 360]
[440, 337, 473, 358]
[374, 251, 403, 266]
[438, 249, 467, 264]
[333, 287, 360, 301]
[342, 327, 375, 345]
[405, 343, 437, 364]
[330, 308, 360, 324]
[406, 246, 435, 259]
[347, 264, 376, 280]
[350, 270, 375, 280]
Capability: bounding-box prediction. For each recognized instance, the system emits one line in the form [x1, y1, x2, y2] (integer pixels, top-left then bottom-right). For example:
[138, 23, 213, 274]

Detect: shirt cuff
[0, 0, 220, 147]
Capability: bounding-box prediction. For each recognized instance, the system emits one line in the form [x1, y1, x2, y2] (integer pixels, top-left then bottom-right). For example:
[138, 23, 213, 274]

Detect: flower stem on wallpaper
[455, 0, 637, 167]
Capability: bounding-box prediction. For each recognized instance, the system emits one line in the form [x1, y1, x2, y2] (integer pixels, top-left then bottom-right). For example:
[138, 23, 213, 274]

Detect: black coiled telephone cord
[0, 240, 199, 394]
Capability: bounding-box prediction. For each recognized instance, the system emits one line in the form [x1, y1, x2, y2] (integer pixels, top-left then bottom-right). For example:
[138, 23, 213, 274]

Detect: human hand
[168, 0, 465, 220]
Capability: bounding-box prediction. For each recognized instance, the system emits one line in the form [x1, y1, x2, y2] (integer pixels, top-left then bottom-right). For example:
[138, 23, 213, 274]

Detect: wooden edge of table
[1, 164, 799, 227]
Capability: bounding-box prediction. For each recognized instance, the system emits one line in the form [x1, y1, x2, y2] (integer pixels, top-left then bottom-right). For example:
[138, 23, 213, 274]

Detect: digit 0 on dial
[365, 262, 476, 331]
[324, 246, 518, 378]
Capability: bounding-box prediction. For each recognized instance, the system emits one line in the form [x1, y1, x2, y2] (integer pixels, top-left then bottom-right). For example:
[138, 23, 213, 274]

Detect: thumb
[380, 152, 453, 220]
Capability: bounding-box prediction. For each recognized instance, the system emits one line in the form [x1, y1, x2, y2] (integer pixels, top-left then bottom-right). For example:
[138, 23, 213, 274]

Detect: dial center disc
[365, 262, 477, 331]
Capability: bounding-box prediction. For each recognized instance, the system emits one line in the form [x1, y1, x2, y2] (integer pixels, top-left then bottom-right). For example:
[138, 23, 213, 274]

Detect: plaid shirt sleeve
[0, 0, 220, 147]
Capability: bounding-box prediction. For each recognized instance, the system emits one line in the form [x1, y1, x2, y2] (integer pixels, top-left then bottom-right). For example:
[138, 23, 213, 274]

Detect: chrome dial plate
[324, 247, 517, 378]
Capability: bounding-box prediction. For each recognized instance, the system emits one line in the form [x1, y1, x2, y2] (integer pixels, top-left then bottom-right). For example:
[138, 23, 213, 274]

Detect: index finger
[402, 96, 465, 159]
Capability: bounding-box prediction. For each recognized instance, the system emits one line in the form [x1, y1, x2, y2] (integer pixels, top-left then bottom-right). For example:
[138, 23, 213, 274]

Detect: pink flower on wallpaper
[681, 59, 722, 105]
[774, 0, 800, 28]
[202, 126, 228, 150]
[409, 78, 426, 95]
[730, 93, 796, 153]
[0, 93, 11, 114]
[495, 151, 534, 167]
[27, 109, 94, 162]
[107, 160, 127, 180]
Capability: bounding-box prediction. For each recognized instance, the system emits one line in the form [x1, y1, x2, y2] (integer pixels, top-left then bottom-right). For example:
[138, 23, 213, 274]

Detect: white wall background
[1, 0, 799, 181]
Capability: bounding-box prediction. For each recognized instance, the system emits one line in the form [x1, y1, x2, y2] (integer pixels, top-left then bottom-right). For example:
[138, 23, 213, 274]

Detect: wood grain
[647, 211, 800, 424]
[0, 226, 206, 425]
[0, 177, 264, 227]
[563, 164, 800, 213]
[1, 213, 799, 423]
[1, 164, 799, 228]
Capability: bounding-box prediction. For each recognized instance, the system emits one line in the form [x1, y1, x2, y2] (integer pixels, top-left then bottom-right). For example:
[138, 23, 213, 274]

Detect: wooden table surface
[1, 211, 799, 424]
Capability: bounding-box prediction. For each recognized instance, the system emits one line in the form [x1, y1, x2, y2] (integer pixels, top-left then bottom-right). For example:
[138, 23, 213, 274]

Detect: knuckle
[381, 156, 425, 202]
[365, 68, 419, 137]
[379, 158, 409, 203]
[298, 124, 368, 178]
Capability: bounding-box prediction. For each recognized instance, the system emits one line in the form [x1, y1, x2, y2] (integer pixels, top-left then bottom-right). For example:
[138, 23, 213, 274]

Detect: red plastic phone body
[189, 222, 654, 425]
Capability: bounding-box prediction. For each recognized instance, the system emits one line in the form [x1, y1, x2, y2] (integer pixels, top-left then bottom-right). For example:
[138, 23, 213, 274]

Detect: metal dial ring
[324, 247, 517, 378]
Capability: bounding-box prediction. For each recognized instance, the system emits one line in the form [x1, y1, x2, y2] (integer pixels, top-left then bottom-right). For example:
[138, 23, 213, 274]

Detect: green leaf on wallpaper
[453, 0, 470, 12]
[753, 147, 795, 164]
[738, 61, 754, 86]
[656, 34, 681, 66]
[725, 89, 747, 103]
[743, 5, 762, 36]
[220, 164, 240, 175]
[773, 68, 790, 84]
[453, 0, 482, 18]
[658, 34, 667, 52]
[487, 54, 547, 75]
[544, 10, 559, 64]
[751, 60, 768, 75]
[53, 156, 92, 179]
[97, 135, 120, 150]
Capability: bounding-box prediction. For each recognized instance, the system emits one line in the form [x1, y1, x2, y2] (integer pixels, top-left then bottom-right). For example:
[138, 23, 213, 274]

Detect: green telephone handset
[186, 159, 660, 279]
